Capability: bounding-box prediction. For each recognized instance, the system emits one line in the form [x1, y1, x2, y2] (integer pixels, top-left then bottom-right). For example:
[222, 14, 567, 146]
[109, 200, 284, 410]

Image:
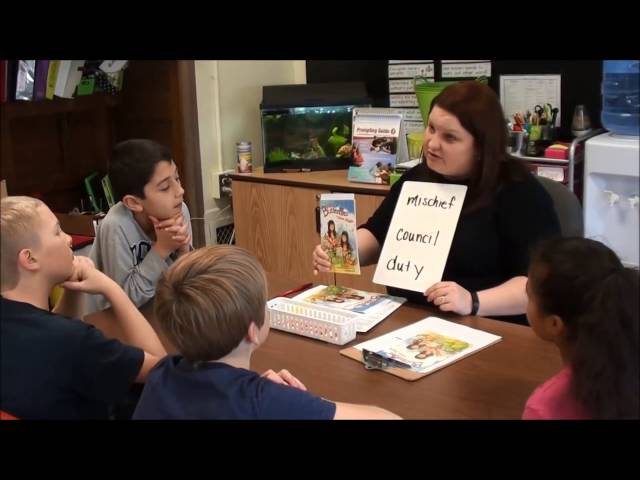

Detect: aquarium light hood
[261, 82, 370, 109]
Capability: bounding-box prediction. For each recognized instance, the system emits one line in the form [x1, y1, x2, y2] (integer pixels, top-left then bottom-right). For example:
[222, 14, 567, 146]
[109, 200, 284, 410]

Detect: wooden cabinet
[233, 181, 333, 286]
[1, 94, 118, 213]
[231, 168, 389, 292]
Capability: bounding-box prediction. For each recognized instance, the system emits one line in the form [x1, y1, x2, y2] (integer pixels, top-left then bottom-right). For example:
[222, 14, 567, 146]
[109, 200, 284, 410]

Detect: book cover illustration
[348, 113, 402, 185]
[292, 284, 406, 332]
[354, 317, 501, 374]
[319, 193, 360, 275]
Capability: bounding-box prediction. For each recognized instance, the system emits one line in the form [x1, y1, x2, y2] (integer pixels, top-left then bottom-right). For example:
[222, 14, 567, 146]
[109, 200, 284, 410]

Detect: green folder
[84, 172, 102, 212]
[101, 174, 115, 208]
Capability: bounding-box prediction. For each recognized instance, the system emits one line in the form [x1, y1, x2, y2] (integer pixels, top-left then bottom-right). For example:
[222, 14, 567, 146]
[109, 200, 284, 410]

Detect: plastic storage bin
[267, 297, 358, 345]
[601, 60, 639, 136]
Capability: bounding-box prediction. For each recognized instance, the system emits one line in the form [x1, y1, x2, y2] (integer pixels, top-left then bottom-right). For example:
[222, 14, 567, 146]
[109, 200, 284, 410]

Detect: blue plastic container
[601, 60, 639, 136]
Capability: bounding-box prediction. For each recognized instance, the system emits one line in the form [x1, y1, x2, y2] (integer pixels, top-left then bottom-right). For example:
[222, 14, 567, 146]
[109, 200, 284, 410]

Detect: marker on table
[273, 283, 313, 298]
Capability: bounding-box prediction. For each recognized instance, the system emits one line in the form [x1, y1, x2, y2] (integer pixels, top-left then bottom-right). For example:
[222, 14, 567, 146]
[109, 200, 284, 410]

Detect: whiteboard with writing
[373, 181, 467, 292]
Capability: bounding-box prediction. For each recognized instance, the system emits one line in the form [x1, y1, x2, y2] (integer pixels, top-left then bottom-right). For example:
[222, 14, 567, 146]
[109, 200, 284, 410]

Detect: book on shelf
[101, 174, 115, 209]
[45, 61, 61, 100]
[15, 60, 36, 101]
[54, 60, 85, 99]
[33, 60, 49, 101]
[84, 172, 109, 213]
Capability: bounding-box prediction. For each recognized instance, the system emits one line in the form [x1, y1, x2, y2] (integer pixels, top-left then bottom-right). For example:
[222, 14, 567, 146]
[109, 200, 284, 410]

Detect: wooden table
[85, 273, 562, 419]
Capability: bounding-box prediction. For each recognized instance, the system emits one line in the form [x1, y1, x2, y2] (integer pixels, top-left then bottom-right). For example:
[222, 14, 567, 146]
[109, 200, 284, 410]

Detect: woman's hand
[312, 244, 331, 275]
[425, 281, 472, 315]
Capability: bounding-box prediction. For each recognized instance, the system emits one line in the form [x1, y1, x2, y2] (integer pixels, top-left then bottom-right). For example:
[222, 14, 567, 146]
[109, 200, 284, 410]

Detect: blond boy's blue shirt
[87, 201, 192, 313]
[0, 297, 144, 419]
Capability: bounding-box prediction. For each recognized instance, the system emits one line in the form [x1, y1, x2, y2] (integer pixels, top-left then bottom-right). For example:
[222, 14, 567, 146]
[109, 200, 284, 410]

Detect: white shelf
[512, 153, 570, 165]
[510, 129, 607, 193]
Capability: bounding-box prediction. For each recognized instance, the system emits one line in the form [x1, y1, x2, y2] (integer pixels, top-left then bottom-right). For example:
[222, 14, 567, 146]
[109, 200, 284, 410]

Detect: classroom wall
[194, 60, 306, 244]
[307, 60, 603, 140]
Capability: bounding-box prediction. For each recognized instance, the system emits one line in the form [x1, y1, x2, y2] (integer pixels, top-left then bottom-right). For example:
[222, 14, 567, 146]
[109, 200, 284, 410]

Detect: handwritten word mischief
[406, 193, 458, 210]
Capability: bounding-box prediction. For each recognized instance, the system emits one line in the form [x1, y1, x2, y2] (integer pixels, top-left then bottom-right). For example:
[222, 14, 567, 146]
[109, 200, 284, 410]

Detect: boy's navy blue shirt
[0, 297, 144, 419]
[133, 355, 337, 420]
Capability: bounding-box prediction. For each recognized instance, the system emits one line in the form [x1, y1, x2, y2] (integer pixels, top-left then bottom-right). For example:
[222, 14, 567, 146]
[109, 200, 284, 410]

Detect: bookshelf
[0, 61, 205, 246]
[1, 93, 122, 118]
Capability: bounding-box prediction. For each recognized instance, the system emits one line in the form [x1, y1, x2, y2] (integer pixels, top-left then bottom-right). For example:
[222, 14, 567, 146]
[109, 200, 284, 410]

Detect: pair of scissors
[534, 105, 545, 118]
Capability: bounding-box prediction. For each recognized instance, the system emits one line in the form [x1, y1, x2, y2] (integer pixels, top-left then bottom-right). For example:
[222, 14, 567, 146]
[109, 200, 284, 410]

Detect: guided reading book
[319, 193, 360, 275]
[348, 111, 402, 184]
[350, 316, 501, 375]
[292, 284, 406, 332]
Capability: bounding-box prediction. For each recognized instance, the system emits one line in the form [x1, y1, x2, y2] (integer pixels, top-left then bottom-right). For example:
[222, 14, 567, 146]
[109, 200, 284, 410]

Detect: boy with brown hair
[1, 196, 166, 419]
[134, 245, 400, 420]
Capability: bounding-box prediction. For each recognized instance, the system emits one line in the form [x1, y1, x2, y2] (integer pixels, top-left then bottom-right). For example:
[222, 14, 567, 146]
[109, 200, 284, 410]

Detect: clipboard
[339, 347, 427, 381]
[340, 316, 502, 382]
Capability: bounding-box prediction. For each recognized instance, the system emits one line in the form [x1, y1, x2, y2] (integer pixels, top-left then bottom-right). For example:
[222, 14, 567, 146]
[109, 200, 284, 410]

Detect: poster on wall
[388, 60, 434, 134]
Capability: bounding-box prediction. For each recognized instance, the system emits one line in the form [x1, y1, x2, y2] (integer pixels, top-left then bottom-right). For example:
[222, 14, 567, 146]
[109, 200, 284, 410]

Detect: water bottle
[601, 60, 640, 136]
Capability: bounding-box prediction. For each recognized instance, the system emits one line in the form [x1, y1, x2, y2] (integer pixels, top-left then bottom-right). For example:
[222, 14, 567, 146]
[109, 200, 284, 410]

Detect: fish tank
[261, 82, 370, 173]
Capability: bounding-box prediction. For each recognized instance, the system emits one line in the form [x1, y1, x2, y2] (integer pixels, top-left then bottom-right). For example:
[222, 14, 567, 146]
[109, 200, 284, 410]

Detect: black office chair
[535, 175, 584, 237]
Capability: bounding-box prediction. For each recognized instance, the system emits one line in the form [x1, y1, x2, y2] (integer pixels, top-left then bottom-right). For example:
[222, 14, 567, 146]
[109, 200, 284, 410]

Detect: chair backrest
[535, 175, 584, 237]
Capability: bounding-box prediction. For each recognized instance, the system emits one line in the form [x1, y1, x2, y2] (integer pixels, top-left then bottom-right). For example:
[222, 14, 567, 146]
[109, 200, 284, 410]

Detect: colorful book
[348, 110, 403, 185]
[319, 193, 360, 275]
[292, 284, 406, 332]
[343, 316, 502, 380]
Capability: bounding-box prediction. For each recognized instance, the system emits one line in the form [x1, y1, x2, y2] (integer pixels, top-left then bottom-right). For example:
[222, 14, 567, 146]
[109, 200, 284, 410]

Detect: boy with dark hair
[89, 139, 192, 312]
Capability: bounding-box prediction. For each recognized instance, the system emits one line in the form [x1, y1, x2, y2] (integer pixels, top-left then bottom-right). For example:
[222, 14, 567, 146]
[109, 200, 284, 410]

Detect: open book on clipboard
[292, 285, 406, 333]
[340, 316, 502, 381]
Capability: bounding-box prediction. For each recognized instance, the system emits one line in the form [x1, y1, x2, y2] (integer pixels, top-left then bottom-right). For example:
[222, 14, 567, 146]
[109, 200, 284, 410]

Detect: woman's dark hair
[428, 81, 528, 213]
[529, 237, 639, 419]
[327, 220, 336, 237]
[340, 231, 351, 252]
